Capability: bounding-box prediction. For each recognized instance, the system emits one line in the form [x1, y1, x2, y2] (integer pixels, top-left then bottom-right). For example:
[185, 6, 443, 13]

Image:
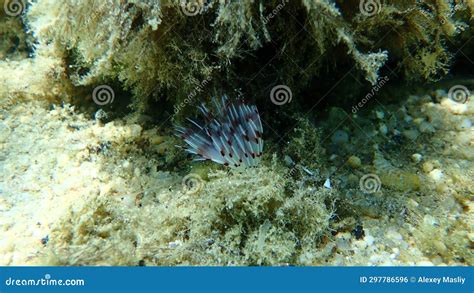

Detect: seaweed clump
[42, 157, 336, 266]
[19, 0, 471, 114]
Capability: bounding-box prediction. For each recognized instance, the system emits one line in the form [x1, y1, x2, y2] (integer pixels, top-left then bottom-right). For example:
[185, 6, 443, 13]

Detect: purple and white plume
[175, 95, 263, 167]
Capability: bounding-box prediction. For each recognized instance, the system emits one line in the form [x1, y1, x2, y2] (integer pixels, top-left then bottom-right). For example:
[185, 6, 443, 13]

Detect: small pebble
[332, 130, 349, 145]
[441, 98, 468, 114]
[433, 89, 447, 100]
[423, 215, 438, 226]
[122, 160, 131, 169]
[347, 155, 361, 169]
[365, 234, 375, 246]
[403, 129, 420, 141]
[467, 233, 474, 242]
[411, 153, 422, 163]
[348, 174, 359, 186]
[422, 162, 434, 173]
[168, 240, 182, 248]
[407, 198, 419, 208]
[419, 121, 435, 133]
[323, 178, 331, 189]
[433, 240, 447, 254]
[386, 229, 403, 241]
[375, 110, 384, 119]
[457, 118, 471, 130]
[429, 169, 444, 182]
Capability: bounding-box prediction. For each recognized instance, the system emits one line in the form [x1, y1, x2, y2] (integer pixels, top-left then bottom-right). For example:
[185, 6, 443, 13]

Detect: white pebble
[365, 234, 375, 246]
[441, 98, 467, 114]
[411, 153, 422, 163]
[419, 121, 435, 133]
[323, 178, 331, 189]
[375, 110, 384, 119]
[429, 169, 444, 182]
[457, 118, 471, 130]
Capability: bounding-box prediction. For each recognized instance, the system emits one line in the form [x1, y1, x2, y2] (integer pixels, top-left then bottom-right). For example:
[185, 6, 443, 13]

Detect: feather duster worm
[176, 96, 263, 167]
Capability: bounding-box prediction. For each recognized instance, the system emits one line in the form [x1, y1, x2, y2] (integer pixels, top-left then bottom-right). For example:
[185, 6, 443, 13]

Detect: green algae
[14, 0, 470, 113]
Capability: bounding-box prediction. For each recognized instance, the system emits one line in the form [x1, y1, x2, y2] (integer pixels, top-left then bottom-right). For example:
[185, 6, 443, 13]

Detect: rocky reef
[3, 0, 472, 109]
[0, 0, 472, 266]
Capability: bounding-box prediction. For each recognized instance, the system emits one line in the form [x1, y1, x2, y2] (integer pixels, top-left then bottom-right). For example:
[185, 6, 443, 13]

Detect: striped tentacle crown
[175, 95, 263, 168]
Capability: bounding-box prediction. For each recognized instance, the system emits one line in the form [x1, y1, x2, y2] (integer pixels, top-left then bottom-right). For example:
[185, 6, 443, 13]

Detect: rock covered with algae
[1, 0, 469, 111]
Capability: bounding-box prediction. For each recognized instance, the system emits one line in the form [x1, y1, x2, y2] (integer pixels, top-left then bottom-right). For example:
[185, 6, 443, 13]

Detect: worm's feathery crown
[176, 95, 263, 167]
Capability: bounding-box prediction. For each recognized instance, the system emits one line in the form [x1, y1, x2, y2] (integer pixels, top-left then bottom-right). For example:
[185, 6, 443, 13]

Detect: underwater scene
[0, 0, 473, 267]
